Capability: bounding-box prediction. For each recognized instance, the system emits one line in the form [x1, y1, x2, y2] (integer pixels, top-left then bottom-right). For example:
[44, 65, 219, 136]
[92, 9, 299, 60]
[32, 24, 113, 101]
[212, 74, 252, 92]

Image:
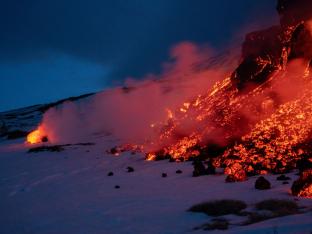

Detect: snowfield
[0, 135, 311, 234]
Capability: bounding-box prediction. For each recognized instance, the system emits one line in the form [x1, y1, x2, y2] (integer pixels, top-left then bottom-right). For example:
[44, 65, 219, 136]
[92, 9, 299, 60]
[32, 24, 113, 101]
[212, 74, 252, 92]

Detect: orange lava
[26, 126, 46, 144]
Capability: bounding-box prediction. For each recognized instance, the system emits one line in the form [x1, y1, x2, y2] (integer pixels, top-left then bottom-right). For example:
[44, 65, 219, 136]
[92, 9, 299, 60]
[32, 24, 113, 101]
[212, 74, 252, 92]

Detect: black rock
[296, 157, 312, 173]
[176, 170, 182, 174]
[276, 174, 291, 181]
[283, 181, 289, 184]
[192, 161, 206, 177]
[41, 136, 49, 142]
[114, 185, 120, 189]
[162, 173, 167, 178]
[206, 161, 216, 175]
[127, 167, 134, 173]
[107, 172, 114, 176]
[255, 176, 271, 190]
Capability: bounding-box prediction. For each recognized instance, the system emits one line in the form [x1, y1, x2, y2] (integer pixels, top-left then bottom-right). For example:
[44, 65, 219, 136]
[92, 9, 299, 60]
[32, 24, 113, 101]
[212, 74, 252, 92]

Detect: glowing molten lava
[26, 126, 47, 144]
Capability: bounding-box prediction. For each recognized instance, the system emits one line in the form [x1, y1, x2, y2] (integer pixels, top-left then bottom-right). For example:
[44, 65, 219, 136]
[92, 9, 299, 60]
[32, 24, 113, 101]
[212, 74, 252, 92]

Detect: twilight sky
[0, 0, 278, 112]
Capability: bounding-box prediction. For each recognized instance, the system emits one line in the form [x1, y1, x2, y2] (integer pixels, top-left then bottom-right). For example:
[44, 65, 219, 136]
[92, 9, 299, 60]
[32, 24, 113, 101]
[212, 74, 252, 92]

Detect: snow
[0, 135, 311, 234]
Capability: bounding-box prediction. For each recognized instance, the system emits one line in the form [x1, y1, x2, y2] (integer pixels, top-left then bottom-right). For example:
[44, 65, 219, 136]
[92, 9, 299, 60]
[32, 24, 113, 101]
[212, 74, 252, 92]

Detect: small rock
[276, 174, 291, 181]
[176, 170, 182, 174]
[192, 161, 206, 177]
[41, 136, 49, 142]
[115, 185, 120, 189]
[255, 176, 271, 190]
[127, 167, 134, 172]
[109, 147, 120, 156]
[283, 181, 289, 184]
[107, 172, 114, 176]
[162, 173, 167, 178]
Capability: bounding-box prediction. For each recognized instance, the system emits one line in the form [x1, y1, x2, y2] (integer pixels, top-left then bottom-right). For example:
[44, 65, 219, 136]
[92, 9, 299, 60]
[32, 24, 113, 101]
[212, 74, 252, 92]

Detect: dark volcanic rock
[276, 174, 291, 181]
[127, 167, 134, 173]
[231, 0, 312, 92]
[255, 176, 271, 190]
[176, 170, 182, 174]
[107, 172, 114, 176]
[296, 156, 312, 173]
[205, 160, 216, 175]
[192, 161, 207, 177]
[277, 0, 312, 28]
[232, 26, 283, 91]
[28, 145, 65, 153]
[41, 136, 49, 142]
[291, 169, 312, 197]
[162, 173, 167, 178]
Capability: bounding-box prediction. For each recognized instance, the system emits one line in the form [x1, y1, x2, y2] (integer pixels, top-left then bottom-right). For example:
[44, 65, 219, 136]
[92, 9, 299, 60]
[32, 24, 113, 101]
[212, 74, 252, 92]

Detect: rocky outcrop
[231, 0, 312, 91]
[277, 0, 312, 29]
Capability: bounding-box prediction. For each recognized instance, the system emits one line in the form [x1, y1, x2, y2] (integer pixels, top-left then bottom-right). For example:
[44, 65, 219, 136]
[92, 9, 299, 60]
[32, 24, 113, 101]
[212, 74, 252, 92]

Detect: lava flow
[140, 0, 312, 197]
[26, 0, 312, 198]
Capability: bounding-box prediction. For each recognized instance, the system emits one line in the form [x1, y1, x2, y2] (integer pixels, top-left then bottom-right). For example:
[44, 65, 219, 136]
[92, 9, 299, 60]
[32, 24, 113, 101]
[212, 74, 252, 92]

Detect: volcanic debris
[127, 167, 134, 173]
[255, 176, 271, 190]
[276, 174, 291, 181]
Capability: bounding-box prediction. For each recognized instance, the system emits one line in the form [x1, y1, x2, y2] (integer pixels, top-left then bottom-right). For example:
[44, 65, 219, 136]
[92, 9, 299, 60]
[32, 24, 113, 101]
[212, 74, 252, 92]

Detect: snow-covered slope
[0, 131, 311, 234]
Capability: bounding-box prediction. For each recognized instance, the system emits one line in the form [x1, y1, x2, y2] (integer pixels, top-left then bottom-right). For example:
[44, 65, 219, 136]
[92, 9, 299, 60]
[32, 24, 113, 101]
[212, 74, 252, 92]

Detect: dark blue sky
[0, 0, 278, 112]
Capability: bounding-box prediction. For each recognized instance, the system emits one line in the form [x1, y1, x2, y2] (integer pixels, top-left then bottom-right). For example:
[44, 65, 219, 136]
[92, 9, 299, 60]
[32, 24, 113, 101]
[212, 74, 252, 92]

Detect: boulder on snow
[192, 161, 207, 177]
[255, 176, 271, 190]
[127, 166, 134, 173]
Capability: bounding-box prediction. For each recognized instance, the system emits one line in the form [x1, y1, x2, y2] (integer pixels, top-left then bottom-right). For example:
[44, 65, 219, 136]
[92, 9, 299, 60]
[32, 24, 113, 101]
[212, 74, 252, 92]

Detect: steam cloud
[38, 42, 239, 145]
